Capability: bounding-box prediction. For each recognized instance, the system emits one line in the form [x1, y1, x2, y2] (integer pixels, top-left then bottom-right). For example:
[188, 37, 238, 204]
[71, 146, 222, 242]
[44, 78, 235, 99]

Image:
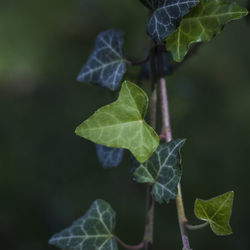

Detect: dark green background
[1, 0, 250, 249]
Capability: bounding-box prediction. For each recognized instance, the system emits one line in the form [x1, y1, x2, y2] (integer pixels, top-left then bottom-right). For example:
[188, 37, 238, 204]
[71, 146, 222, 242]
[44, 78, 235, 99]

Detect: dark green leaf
[166, 0, 248, 62]
[194, 191, 234, 236]
[146, 0, 199, 44]
[75, 81, 159, 163]
[49, 199, 118, 250]
[134, 139, 185, 203]
[77, 29, 126, 91]
[96, 144, 124, 168]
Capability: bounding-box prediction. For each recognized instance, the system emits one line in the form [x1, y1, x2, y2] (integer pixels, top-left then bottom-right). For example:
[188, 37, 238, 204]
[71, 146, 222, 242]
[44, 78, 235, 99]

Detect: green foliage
[144, 0, 199, 44]
[194, 191, 234, 236]
[49, 199, 118, 250]
[47, 0, 249, 248]
[77, 29, 126, 91]
[75, 81, 159, 163]
[134, 139, 185, 203]
[166, 0, 248, 62]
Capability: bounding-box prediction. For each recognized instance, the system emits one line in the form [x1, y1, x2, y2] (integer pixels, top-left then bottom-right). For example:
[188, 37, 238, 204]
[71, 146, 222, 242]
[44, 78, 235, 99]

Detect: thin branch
[159, 76, 172, 141]
[157, 45, 191, 250]
[175, 184, 190, 250]
[157, 45, 172, 142]
[114, 235, 145, 250]
[186, 222, 209, 231]
[144, 185, 155, 250]
[144, 54, 158, 250]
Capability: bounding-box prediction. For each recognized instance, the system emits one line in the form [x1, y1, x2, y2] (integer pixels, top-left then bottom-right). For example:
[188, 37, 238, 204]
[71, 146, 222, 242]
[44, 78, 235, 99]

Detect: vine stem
[113, 235, 145, 250]
[143, 42, 158, 249]
[158, 45, 191, 249]
[144, 84, 157, 250]
[159, 77, 172, 142]
[160, 76, 191, 249]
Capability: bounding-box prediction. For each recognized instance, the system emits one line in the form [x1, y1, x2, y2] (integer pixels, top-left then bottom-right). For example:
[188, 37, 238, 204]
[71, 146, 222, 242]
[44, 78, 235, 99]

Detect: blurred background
[0, 0, 250, 249]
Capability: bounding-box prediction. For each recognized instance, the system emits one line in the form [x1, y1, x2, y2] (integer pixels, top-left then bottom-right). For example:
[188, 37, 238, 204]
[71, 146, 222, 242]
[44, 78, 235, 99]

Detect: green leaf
[134, 139, 185, 203]
[49, 199, 118, 250]
[166, 0, 248, 62]
[77, 29, 126, 91]
[146, 0, 199, 44]
[75, 81, 159, 163]
[194, 191, 234, 236]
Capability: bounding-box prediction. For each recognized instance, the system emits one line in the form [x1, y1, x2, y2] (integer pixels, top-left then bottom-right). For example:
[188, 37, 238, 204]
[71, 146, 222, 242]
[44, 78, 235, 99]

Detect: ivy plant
[49, 0, 248, 249]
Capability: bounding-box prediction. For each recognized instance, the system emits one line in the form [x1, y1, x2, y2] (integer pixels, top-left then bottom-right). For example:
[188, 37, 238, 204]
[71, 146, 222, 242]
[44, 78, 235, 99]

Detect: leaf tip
[75, 125, 81, 136]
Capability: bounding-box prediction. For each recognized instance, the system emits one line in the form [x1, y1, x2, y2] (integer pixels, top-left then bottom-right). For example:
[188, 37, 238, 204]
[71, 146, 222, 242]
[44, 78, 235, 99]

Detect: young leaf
[49, 199, 118, 250]
[75, 81, 159, 163]
[134, 139, 185, 203]
[96, 144, 124, 168]
[77, 29, 126, 91]
[146, 0, 199, 44]
[194, 191, 234, 236]
[166, 0, 248, 62]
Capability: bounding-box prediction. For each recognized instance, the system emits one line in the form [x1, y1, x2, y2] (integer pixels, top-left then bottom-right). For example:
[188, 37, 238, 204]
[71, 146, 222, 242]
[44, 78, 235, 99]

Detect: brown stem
[144, 48, 158, 250]
[144, 184, 155, 250]
[157, 46, 191, 250]
[176, 184, 190, 250]
[144, 89, 157, 250]
[159, 77, 172, 141]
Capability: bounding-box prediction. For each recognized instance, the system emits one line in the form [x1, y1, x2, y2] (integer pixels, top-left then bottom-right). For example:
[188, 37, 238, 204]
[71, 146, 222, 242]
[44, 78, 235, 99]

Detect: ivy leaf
[75, 81, 159, 163]
[49, 199, 118, 250]
[194, 191, 234, 236]
[146, 0, 199, 44]
[133, 139, 185, 203]
[166, 0, 248, 62]
[96, 144, 124, 168]
[77, 29, 126, 91]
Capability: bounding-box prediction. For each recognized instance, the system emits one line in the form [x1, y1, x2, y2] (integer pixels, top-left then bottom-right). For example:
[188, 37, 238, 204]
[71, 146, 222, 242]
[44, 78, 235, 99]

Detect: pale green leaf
[49, 199, 118, 250]
[75, 81, 159, 163]
[194, 191, 234, 236]
[166, 0, 248, 62]
[134, 139, 185, 203]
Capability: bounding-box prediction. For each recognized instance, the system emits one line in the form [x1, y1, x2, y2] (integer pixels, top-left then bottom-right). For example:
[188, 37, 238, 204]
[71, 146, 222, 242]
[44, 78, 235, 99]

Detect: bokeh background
[1, 0, 250, 249]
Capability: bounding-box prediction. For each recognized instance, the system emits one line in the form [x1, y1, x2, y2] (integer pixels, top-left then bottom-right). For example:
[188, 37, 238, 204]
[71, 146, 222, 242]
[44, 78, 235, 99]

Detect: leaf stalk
[114, 235, 145, 250]
[186, 222, 209, 230]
